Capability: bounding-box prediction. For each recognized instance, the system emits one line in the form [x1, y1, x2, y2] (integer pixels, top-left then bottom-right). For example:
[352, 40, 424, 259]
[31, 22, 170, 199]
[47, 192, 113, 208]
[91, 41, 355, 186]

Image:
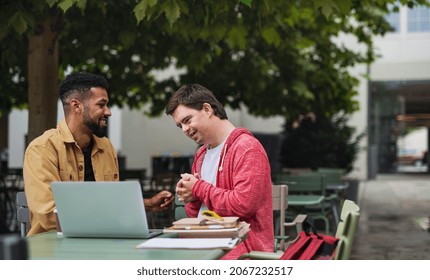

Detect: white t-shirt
[197, 139, 226, 217]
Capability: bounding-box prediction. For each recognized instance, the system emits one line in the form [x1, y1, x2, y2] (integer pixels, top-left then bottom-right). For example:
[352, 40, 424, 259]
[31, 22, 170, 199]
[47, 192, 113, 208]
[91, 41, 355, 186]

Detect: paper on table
[136, 238, 239, 250]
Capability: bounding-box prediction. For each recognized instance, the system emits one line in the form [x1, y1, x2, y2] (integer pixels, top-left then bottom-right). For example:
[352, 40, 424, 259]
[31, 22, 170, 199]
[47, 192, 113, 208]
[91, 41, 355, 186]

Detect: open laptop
[51, 181, 162, 239]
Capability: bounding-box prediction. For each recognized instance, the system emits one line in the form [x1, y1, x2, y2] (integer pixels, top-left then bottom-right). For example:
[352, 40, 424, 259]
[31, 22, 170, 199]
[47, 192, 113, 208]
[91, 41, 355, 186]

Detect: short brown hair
[165, 84, 227, 119]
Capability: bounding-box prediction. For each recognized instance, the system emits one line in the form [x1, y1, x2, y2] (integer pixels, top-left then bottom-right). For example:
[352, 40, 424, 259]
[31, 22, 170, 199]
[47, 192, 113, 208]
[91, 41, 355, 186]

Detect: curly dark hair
[59, 72, 109, 104]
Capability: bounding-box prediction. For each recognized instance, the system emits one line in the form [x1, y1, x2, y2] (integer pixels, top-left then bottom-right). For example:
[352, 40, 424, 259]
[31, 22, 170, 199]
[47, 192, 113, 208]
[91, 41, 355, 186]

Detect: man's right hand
[145, 190, 174, 212]
[176, 173, 198, 203]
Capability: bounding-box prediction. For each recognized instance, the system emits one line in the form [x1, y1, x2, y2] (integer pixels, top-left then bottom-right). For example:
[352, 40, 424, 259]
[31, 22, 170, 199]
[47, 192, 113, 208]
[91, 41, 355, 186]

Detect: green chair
[316, 168, 348, 226]
[334, 199, 360, 260]
[238, 199, 360, 260]
[316, 167, 347, 195]
[317, 167, 346, 177]
[174, 193, 187, 220]
[272, 173, 331, 234]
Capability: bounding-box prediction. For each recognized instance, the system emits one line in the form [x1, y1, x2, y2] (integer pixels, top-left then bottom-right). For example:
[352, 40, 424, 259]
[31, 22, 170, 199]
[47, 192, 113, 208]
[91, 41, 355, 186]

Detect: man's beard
[86, 121, 108, 138]
[84, 113, 108, 138]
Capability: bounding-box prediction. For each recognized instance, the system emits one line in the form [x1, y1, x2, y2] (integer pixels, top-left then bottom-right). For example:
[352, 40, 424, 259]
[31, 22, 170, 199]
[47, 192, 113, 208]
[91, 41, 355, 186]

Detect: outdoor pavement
[350, 173, 430, 259]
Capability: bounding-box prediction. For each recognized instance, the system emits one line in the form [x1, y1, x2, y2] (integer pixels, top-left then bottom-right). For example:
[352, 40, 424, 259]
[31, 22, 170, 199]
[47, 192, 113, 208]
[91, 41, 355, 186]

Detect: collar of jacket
[57, 119, 111, 151]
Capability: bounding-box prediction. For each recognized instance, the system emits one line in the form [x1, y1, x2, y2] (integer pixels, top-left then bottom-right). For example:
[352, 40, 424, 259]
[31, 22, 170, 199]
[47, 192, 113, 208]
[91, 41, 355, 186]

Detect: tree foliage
[1, 0, 429, 121]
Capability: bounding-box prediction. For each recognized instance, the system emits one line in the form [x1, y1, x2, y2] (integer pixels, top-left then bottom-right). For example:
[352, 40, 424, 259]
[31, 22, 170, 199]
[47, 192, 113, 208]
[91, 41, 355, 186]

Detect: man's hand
[144, 190, 174, 212]
[176, 173, 199, 203]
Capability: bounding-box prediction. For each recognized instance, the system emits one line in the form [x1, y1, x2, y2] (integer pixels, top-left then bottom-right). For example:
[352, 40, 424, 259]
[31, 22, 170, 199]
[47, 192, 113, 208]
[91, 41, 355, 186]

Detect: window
[408, 6, 430, 32]
[386, 10, 400, 33]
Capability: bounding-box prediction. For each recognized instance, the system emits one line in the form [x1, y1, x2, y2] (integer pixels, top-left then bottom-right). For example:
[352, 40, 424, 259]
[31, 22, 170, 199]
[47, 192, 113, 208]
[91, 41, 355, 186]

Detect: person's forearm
[143, 198, 153, 210]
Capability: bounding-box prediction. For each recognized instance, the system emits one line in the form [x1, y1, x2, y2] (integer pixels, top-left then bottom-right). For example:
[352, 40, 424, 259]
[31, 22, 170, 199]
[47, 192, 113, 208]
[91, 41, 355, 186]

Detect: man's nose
[105, 106, 112, 117]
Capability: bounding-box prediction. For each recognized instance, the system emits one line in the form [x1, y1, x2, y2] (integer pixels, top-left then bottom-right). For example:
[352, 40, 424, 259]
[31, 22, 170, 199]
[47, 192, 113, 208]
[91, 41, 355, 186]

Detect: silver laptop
[51, 181, 162, 239]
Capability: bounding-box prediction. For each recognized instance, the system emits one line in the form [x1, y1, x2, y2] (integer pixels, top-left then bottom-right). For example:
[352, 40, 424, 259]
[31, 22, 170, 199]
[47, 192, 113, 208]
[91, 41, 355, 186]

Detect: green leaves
[227, 25, 247, 49]
[335, 0, 352, 14]
[240, 0, 253, 8]
[134, 0, 184, 25]
[314, 0, 353, 18]
[58, 0, 81, 13]
[161, 0, 181, 26]
[134, 0, 159, 23]
[8, 12, 28, 34]
[261, 27, 281, 46]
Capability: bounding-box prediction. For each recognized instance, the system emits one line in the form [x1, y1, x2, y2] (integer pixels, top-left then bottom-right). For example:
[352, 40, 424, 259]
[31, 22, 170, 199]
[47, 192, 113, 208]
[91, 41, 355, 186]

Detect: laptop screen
[51, 181, 160, 238]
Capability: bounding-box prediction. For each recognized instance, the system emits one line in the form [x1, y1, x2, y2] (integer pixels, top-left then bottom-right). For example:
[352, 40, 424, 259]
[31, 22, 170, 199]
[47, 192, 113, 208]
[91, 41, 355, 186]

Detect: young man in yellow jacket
[23, 72, 173, 236]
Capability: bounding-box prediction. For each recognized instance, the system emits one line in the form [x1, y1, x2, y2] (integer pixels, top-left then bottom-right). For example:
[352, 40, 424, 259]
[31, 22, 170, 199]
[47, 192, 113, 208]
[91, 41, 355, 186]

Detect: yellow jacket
[23, 119, 119, 236]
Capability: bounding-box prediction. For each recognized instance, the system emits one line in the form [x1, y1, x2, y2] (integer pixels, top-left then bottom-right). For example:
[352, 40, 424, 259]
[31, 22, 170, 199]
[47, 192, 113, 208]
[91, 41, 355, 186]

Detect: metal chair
[316, 168, 348, 226]
[333, 199, 360, 260]
[272, 184, 307, 251]
[174, 193, 187, 220]
[272, 173, 331, 234]
[238, 199, 360, 260]
[16, 192, 30, 238]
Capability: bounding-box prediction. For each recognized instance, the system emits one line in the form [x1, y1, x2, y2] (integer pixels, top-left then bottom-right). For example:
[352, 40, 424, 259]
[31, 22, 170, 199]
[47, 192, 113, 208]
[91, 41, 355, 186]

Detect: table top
[326, 183, 349, 191]
[28, 231, 225, 260]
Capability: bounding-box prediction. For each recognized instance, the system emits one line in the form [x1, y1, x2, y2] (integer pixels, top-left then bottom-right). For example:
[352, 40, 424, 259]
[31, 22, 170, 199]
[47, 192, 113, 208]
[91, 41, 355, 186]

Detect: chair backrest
[317, 167, 346, 174]
[273, 173, 326, 195]
[334, 199, 360, 260]
[16, 192, 30, 238]
[316, 168, 346, 186]
[272, 184, 307, 251]
[174, 193, 187, 220]
[272, 184, 289, 237]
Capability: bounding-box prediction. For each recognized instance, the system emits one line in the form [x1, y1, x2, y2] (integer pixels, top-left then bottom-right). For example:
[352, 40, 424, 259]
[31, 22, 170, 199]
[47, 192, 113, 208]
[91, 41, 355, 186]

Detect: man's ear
[202, 103, 212, 116]
[70, 99, 81, 113]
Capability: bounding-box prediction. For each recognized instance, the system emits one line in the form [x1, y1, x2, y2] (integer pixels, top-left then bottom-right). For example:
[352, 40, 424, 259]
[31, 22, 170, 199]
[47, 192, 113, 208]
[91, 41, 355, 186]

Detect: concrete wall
[347, 66, 369, 180]
[371, 6, 430, 81]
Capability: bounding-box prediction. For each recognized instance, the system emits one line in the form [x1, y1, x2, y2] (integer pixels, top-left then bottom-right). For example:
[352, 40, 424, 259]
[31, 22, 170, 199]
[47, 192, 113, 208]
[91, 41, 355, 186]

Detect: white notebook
[136, 238, 239, 250]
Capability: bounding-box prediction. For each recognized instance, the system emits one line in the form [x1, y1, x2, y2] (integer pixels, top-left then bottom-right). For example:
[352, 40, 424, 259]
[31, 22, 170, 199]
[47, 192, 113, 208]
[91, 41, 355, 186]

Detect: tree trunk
[0, 114, 8, 172]
[27, 10, 61, 145]
[0, 114, 7, 151]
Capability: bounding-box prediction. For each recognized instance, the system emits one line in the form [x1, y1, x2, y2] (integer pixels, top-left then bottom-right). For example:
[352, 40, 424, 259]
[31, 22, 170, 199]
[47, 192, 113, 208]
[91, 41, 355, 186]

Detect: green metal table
[28, 231, 225, 260]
